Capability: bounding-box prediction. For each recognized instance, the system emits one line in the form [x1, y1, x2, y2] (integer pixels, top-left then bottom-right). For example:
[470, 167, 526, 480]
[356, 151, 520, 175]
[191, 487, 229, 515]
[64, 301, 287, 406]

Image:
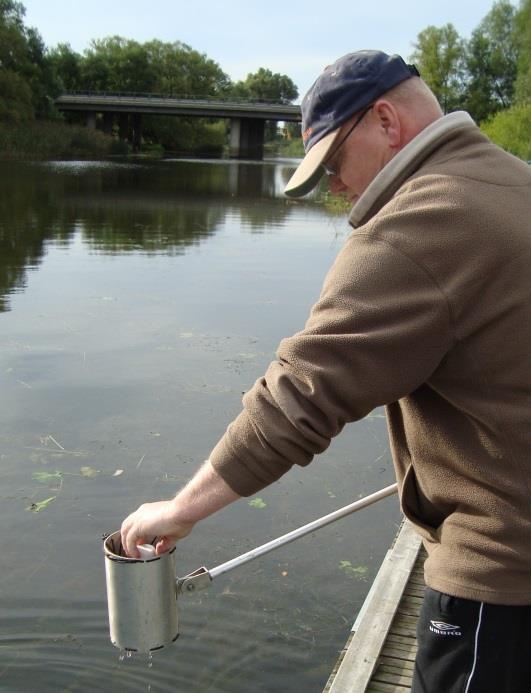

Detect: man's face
[325, 104, 397, 204]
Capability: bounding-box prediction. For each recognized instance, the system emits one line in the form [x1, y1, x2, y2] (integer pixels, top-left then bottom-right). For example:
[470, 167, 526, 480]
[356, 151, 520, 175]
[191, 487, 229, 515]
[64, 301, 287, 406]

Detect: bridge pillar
[132, 113, 142, 151]
[118, 113, 129, 141]
[86, 112, 96, 129]
[102, 111, 114, 135]
[229, 118, 265, 160]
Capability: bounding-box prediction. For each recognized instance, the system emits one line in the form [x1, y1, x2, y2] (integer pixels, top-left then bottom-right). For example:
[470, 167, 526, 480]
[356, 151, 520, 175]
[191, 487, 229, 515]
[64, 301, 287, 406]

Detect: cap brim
[284, 129, 341, 198]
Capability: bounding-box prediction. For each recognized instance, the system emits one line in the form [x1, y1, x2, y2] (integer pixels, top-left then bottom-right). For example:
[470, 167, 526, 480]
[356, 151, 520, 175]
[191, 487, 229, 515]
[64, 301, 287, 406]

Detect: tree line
[411, 0, 529, 118]
[0, 0, 529, 157]
[409, 0, 530, 158]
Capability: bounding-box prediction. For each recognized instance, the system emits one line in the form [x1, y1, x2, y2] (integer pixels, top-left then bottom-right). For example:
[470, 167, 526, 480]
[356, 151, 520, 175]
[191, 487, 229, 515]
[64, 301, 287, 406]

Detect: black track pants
[412, 587, 531, 693]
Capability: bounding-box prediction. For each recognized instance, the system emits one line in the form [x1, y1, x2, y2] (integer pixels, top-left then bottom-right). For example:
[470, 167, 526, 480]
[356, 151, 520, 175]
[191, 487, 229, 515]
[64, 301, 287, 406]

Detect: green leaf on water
[26, 496, 57, 513]
[339, 560, 368, 578]
[80, 466, 100, 478]
[32, 470, 62, 483]
[248, 497, 267, 509]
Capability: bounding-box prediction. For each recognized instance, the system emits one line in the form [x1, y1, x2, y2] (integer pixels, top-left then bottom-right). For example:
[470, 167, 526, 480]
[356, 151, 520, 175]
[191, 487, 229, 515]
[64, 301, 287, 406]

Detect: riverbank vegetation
[481, 103, 531, 159]
[0, 120, 128, 159]
[0, 0, 529, 161]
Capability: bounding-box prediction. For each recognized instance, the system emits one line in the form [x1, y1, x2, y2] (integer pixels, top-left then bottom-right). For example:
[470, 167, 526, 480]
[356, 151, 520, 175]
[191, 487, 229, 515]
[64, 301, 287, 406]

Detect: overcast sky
[21, 0, 502, 99]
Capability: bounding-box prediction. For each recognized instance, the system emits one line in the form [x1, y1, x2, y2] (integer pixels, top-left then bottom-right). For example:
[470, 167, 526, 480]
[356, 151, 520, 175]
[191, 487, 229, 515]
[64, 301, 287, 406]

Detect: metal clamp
[176, 566, 212, 596]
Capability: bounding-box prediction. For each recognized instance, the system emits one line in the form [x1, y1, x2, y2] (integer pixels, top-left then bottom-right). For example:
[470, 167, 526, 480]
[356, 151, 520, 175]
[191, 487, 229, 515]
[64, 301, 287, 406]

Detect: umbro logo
[429, 620, 462, 636]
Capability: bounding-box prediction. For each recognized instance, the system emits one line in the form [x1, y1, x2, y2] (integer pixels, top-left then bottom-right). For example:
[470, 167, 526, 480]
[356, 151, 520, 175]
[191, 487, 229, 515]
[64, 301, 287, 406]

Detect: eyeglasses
[323, 105, 373, 177]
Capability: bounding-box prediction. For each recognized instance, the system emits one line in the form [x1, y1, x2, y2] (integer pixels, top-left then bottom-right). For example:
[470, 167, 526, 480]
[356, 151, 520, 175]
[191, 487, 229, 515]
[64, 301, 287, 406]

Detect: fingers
[120, 516, 143, 558]
[119, 499, 193, 558]
[155, 537, 176, 555]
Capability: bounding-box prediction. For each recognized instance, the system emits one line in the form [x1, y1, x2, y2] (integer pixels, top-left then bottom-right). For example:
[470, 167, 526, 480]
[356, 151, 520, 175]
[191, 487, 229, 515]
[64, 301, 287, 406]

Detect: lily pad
[26, 496, 57, 513]
[248, 497, 267, 509]
[32, 470, 62, 483]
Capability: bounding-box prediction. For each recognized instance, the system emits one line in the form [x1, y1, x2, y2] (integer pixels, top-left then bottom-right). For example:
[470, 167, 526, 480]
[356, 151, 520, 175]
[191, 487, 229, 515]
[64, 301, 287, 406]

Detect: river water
[0, 158, 400, 692]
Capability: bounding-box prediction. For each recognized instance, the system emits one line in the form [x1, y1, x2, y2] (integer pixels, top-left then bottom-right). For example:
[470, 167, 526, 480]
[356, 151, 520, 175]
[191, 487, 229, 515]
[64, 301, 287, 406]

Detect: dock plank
[372, 667, 415, 687]
[324, 524, 428, 692]
[378, 656, 415, 673]
[378, 658, 413, 667]
[381, 646, 417, 663]
[366, 681, 411, 692]
[324, 521, 422, 693]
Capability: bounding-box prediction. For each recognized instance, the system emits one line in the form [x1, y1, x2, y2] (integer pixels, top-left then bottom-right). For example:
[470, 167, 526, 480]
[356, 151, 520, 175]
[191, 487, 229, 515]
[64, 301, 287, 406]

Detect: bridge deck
[323, 520, 424, 693]
[55, 93, 301, 121]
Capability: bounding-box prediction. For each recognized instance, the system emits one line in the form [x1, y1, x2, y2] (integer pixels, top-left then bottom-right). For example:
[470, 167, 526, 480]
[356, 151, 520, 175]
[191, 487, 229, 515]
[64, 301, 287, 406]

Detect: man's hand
[121, 499, 194, 558]
[120, 460, 242, 558]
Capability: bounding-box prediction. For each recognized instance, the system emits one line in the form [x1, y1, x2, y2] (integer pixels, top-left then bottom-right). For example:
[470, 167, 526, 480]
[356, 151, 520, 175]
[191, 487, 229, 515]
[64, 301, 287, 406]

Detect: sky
[21, 0, 502, 99]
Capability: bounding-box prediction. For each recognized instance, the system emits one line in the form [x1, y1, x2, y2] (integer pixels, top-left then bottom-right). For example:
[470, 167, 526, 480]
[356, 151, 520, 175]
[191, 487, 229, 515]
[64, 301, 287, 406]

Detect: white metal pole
[209, 483, 398, 580]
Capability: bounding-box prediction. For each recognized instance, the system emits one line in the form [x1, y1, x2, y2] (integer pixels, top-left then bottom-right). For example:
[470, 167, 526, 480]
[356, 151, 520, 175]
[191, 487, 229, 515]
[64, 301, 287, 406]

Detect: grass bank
[265, 138, 304, 157]
[0, 121, 128, 160]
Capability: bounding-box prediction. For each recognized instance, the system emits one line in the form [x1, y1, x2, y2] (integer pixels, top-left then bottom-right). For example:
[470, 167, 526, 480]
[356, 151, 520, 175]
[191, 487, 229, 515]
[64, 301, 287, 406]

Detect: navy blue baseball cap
[284, 50, 420, 197]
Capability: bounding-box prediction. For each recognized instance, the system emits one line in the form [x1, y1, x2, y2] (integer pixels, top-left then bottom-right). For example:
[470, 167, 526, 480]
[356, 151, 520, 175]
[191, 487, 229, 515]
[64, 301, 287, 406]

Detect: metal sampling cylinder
[103, 531, 179, 652]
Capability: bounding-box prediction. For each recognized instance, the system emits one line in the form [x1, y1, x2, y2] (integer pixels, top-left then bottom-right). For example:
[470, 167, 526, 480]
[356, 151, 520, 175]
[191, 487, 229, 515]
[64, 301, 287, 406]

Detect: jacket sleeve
[209, 231, 454, 496]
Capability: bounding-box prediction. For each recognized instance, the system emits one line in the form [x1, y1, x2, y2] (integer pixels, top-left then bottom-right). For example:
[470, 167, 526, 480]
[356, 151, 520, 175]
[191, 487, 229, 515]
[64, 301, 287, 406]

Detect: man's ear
[373, 100, 401, 148]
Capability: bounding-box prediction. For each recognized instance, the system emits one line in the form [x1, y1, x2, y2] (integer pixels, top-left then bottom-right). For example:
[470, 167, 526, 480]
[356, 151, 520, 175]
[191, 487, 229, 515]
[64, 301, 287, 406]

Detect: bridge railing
[58, 91, 300, 107]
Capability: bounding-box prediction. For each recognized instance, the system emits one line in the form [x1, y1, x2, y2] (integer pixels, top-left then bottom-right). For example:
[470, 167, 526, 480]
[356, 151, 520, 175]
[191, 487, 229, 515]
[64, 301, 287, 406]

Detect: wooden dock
[323, 520, 425, 693]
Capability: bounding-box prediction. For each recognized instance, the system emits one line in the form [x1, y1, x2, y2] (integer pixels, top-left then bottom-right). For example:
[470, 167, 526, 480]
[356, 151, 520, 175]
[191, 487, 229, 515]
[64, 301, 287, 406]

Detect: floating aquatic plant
[26, 496, 57, 513]
[32, 470, 62, 483]
[338, 560, 368, 578]
[80, 466, 100, 478]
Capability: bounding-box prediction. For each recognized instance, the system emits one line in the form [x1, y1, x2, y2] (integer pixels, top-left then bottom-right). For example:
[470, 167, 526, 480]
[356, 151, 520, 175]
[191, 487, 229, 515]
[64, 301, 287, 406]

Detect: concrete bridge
[55, 92, 302, 159]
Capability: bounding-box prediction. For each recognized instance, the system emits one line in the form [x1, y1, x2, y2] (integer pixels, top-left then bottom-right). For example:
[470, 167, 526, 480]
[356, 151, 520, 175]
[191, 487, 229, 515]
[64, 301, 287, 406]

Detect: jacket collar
[348, 111, 476, 228]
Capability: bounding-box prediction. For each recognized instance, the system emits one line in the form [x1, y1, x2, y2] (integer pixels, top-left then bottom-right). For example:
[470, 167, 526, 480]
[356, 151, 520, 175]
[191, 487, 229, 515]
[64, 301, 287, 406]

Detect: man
[121, 51, 531, 691]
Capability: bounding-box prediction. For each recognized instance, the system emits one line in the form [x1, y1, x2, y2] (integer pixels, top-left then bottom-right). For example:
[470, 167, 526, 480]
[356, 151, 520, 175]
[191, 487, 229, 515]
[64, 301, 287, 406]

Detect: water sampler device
[103, 483, 397, 652]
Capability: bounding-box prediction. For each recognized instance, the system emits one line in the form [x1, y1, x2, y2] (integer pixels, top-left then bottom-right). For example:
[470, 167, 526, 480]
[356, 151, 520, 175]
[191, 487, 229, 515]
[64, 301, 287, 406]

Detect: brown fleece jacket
[210, 113, 531, 605]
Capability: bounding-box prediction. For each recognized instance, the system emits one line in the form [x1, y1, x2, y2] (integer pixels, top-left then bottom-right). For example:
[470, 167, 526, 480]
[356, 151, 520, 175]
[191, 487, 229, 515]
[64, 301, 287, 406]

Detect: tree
[0, 0, 60, 121]
[513, 0, 531, 103]
[0, 0, 24, 29]
[481, 102, 531, 159]
[81, 36, 157, 93]
[232, 68, 298, 104]
[465, 1, 518, 121]
[0, 69, 33, 122]
[410, 24, 466, 113]
[77, 37, 231, 97]
[143, 40, 231, 96]
[48, 43, 83, 92]
[25, 26, 60, 118]
[0, 1, 34, 120]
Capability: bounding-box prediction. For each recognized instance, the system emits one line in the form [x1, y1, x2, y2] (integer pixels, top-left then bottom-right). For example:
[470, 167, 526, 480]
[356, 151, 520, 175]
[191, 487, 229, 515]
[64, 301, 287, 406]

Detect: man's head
[284, 50, 442, 200]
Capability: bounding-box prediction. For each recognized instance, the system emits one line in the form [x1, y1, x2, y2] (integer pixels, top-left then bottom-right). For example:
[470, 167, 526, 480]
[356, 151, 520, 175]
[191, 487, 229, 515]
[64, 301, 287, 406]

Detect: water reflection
[0, 159, 308, 311]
